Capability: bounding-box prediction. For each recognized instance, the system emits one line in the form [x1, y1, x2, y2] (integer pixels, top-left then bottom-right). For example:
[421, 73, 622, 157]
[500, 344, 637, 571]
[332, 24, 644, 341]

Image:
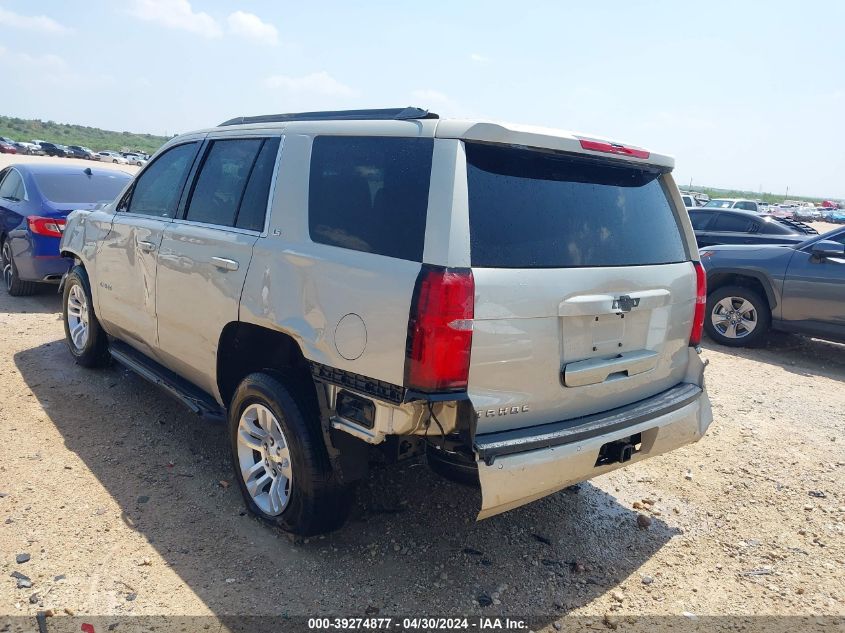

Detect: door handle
[137, 240, 156, 253]
[211, 256, 239, 272]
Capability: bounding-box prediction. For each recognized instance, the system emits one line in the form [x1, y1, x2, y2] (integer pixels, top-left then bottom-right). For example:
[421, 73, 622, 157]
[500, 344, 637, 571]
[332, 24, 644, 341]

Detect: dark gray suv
[700, 227, 845, 346]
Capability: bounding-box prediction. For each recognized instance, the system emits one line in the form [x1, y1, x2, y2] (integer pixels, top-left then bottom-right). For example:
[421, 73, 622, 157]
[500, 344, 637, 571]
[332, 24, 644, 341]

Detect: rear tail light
[579, 139, 650, 160]
[405, 266, 474, 393]
[27, 216, 66, 238]
[690, 261, 707, 347]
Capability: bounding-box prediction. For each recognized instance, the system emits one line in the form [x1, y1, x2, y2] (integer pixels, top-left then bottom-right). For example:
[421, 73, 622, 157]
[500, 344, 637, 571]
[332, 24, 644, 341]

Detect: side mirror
[811, 240, 845, 258]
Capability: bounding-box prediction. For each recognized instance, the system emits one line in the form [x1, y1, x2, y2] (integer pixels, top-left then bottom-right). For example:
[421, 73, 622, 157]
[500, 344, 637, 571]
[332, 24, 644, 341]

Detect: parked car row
[0, 135, 149, 165]
[682, 193, 845, 224]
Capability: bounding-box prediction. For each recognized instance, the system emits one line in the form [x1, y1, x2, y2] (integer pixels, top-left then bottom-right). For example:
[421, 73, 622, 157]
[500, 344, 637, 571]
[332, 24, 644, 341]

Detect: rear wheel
[2, 240, 38, 297]
[229, 372, 353, 535]
[704, 285, 770, 347]
[62, 266, 110, 367]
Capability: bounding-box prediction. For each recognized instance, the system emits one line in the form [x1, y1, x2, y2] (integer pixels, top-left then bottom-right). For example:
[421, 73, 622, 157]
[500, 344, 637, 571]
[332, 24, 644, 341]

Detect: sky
[0, 0, 843, 198]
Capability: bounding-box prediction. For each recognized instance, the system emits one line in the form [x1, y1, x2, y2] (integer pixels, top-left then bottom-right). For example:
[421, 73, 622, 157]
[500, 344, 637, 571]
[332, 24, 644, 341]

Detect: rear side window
[0, 169, 26, 201]
[127, 142, 198, 218]
[466, 143, 687, 268]
[711, 213, 755, 232]
[184, 137, 279, 230]
[689, 210, 715, 229]
[308, 136, 433, 261]
[186, 139, 262, 227]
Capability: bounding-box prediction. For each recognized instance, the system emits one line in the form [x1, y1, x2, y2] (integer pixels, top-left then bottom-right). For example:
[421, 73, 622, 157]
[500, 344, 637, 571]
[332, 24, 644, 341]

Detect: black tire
[229, 372, 353, 535]
[704, 284, 771, 348]
[2, 239, 39, 297]
[62, 266, 111, 367]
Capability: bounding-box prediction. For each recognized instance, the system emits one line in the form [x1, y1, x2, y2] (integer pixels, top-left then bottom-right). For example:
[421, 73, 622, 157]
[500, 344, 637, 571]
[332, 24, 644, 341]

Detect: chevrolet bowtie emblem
[613, 295, 640, 312]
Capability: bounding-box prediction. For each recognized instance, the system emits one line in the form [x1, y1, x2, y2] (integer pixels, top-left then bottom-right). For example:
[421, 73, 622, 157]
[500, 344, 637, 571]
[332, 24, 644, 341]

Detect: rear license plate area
[592, 313, 626, 351]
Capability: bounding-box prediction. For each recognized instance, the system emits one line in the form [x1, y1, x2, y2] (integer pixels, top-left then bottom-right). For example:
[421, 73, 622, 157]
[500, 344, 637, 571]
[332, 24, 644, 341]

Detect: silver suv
[59, 108, 712, 535]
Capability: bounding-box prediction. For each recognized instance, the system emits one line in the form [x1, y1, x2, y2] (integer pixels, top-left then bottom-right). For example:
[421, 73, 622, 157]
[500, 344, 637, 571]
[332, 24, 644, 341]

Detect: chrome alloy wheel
[236, 403, 293, 516]
[711, 296, 758, 339]
[66, 283, 90, 350]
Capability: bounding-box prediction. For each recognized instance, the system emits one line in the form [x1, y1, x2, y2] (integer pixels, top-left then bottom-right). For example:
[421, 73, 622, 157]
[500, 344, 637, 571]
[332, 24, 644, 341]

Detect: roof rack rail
[218, 107, 438, 127]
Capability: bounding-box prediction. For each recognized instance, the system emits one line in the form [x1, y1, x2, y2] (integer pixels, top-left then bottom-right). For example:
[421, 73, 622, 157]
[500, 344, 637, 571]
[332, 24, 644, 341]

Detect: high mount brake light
[27, 216, 66, 238]
[405, 266, 474, 393]
[690, 261, 707, 347]
[579, 139, 650, 160]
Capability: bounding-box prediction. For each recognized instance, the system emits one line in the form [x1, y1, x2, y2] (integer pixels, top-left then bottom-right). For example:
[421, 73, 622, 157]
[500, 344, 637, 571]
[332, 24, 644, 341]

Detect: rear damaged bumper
[474, 382, 712, 519]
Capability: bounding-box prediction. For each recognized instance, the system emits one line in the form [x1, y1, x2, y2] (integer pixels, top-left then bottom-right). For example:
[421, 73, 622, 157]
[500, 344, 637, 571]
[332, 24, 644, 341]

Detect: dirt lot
[0, 233, 843, 630]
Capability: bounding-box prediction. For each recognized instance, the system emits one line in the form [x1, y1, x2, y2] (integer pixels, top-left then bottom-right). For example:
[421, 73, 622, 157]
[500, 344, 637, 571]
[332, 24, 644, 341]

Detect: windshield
[799, 227, 845, 250]
[704, 199, 733, 208]
[34, 171, 132, 203]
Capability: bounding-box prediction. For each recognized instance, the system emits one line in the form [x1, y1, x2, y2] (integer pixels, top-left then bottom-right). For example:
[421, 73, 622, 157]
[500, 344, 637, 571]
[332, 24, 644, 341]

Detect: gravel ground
[0, 237, 843, 630]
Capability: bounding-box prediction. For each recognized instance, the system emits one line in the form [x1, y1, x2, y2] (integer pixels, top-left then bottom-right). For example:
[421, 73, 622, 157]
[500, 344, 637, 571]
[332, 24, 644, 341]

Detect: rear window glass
[308, 136, 433, 261]
[465, 143, 688, 268]
[33, 172, 131, 204]
[760, 218, 797, 235]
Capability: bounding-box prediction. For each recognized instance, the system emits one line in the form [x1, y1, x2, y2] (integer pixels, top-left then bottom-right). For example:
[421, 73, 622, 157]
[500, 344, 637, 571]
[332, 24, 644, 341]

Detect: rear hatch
[464, 141, 697, 435]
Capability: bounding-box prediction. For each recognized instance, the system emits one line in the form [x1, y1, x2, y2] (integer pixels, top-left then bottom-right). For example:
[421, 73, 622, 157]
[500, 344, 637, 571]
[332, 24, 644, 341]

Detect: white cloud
[264, 72, 354, 96]
[470, 53, 490, 63]
[128, 0, 221, 38]
[227, 11, 278, 46]
[0, 46, 67, 70]
[0, 6, 69, 33]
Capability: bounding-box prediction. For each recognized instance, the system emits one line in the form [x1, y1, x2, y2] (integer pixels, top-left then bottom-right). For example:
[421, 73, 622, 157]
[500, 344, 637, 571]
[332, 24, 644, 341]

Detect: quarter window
[126, 142, 198, 218]
[185, 139, 262, 227]
[308, 136, 433, 261]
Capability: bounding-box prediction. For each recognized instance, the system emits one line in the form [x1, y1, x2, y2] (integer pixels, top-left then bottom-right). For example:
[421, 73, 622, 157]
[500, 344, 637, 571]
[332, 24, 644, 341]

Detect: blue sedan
[0, 163, 132, 296]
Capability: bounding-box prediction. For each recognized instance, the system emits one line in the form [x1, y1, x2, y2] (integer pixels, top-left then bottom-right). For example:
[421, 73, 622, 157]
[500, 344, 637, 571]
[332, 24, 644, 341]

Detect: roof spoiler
[218, 107, 438, 127]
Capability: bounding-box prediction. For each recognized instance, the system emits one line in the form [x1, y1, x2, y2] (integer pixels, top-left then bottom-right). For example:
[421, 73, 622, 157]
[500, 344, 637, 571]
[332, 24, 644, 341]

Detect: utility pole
[785, 186, 789, 200]
[689, 177, 693, 190]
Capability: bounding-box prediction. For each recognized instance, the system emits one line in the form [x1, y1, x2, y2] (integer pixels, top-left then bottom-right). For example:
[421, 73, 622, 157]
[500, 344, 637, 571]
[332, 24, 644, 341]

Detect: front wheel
[62, 266, 110, 367]
[704, 285, 771, 347]
[229, 372, 353, 535]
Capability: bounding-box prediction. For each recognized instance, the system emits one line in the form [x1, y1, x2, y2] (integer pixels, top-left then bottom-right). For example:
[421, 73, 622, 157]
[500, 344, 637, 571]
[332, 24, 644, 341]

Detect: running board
[109, 340, 226, 421]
